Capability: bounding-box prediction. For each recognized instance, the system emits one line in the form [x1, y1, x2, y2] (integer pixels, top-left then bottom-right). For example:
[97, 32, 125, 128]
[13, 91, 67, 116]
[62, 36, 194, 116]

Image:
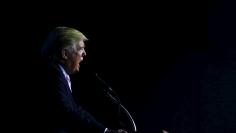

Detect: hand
[105, 128, 128, 133]
[162, 129, 169, 133]
[117, 129, 128, 133]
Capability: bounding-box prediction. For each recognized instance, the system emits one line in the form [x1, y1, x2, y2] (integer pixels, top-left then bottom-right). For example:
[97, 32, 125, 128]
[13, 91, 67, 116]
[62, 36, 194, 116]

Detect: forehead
[75, 40, 85, 48]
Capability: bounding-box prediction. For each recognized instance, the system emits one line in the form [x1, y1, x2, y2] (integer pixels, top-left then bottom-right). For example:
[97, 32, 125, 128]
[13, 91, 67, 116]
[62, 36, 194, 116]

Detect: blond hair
[41, 27, 87, 60]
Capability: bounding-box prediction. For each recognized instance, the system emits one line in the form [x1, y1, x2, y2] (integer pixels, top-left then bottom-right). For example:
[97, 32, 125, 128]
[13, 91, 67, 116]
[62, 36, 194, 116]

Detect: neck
[59, 60, 71, 75]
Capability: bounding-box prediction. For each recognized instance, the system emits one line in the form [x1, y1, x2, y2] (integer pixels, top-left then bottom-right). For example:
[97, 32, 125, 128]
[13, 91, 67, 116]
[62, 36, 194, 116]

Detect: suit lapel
[52, 63, 72, 94]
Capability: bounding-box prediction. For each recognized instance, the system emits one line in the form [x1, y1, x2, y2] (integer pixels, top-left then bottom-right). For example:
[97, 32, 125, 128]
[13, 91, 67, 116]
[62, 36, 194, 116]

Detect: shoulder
[37, 60, 64, 84]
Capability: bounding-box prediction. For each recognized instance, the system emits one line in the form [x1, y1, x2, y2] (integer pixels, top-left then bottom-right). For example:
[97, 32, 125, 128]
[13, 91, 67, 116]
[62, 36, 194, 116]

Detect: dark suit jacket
[39, 61, 106, 133]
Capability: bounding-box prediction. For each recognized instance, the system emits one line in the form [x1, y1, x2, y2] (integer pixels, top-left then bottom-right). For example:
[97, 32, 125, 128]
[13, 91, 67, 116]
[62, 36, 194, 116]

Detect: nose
[82, 49, 86, 57]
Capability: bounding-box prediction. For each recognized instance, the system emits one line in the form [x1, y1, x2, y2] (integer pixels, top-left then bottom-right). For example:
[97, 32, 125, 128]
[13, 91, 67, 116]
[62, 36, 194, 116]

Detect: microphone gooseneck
[95, 73, 137, 133]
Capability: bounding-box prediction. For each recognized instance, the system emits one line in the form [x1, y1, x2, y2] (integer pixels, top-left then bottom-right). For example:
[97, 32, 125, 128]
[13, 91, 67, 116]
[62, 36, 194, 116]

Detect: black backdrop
[4, 0, 236, 133]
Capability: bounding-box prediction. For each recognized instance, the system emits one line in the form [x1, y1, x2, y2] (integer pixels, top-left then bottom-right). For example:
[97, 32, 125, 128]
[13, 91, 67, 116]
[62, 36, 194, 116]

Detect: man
[40, 26, 127, 133]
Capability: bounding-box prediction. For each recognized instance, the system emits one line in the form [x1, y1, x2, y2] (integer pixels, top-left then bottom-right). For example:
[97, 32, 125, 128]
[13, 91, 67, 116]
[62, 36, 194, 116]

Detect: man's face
[65, 40, 86, 74]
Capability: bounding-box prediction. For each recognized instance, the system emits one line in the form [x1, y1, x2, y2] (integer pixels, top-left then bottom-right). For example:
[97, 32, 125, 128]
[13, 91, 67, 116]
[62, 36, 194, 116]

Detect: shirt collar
[58, 64, 70, 81]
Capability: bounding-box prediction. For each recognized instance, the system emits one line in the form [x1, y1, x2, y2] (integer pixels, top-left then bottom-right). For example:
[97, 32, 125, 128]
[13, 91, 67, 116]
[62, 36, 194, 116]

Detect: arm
[54, 79, 128, 133]
[47, 67, 106, 132]
[53, 78, 128, 133]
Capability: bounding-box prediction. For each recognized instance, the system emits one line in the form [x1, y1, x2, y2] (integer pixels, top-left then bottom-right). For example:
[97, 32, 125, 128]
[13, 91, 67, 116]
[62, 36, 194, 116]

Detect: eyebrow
[78, 46, 85, 50]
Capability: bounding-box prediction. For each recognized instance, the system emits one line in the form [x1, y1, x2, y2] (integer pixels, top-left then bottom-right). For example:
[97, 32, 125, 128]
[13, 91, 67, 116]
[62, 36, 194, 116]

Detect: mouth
[77, 64, 80, 69]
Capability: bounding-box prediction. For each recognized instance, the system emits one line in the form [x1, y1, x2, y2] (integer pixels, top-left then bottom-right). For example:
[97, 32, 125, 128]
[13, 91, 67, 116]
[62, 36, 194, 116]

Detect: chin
[75, 67, 80, 72]
[71, 68, 79, 74]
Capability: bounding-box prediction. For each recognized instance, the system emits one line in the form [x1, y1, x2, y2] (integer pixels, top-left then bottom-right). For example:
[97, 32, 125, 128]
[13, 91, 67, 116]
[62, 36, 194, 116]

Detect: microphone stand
[105, 92, 137, 133]
[95, 74, 137, 133]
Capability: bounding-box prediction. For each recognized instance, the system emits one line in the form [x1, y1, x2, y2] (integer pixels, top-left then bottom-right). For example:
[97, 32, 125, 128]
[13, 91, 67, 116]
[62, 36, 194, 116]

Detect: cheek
[73, 57, 81, 67]
[76, 56, 82, 62]
[71, 56, 79, 67]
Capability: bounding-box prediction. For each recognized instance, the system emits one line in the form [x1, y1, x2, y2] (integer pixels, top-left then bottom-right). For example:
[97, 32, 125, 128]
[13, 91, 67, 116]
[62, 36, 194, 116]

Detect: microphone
[95, 73, 114, 93]
[95, 73, 120, 104]
[95, 73, 120, 98]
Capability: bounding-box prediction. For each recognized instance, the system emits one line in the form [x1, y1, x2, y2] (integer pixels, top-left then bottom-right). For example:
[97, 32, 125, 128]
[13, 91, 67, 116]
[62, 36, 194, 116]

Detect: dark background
[4, 0, 236, 133]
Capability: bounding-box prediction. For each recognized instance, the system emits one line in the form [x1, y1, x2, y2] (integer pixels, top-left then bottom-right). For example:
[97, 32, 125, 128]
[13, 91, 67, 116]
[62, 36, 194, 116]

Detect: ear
[61, 48, 69, 60]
